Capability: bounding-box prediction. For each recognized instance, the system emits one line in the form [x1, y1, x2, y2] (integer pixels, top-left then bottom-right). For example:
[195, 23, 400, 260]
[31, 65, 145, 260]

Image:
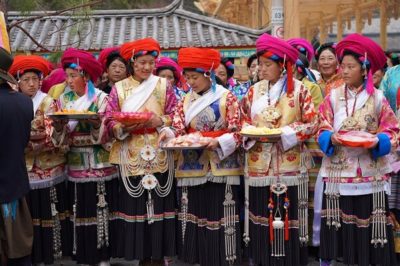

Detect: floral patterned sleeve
[316, 93, 335, 139]
[104, 85, 120, 136]
[225, 92, 242, 147]
[285, 85, 318, 142]
[31, 101, 58, 152]
[161, 83, 178, 126]
[377, 98, 399, 147]
[171, 98, 187, 136]
[239, 86, 254, 127]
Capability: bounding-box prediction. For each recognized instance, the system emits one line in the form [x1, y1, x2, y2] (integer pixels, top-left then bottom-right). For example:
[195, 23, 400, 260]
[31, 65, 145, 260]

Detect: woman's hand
[144, 113, 163, 128]
[205, 138, 220, 150]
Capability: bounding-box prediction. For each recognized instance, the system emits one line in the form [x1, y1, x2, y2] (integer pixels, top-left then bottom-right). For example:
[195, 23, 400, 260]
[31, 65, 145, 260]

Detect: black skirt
[67, 178, 119, 265]
[320, 191, 397, 266]
[248, 185, 308, 266]
[26, 181, 72, 264]
[177, 182, 241, 266]
[114, 172, 176, 261]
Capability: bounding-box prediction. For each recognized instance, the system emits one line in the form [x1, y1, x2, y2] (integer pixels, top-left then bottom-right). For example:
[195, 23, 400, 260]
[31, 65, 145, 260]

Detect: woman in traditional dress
[240, 33, 317, 266]
[9, 55, 71, 264]
[315, 43, 344, 97]
[51, 48, 118, 266]
[97, 47, 128, 94]
[155, 57, 188, 100]
[159, 47, 242, 265]
[104, 38, 177, 265]
[216, 57, 249, 101]
[316, 33, 398, 266]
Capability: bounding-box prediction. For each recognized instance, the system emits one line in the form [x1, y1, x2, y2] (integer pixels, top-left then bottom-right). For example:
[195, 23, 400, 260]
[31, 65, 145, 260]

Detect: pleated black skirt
[26, 181, 72, 264]
[320, 191, 397, 266]
[114, 172, 176, 261]
[248, 185, 308, 266]
[67, 178, 119, 265]
[177, 182, 241, 266]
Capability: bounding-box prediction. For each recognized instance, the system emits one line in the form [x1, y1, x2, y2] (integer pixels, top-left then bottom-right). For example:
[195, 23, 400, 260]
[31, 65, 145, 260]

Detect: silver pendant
[141, 174, 158, 190]
[140, 145, 156, 161]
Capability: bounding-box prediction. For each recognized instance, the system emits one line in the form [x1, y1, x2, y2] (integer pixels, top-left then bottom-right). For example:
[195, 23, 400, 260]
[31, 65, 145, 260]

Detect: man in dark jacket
[0, 47, 34, 266]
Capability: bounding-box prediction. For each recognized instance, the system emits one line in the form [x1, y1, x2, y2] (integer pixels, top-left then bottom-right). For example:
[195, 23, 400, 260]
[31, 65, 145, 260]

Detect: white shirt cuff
[281, 125, 298, 151]
[216, 133, 236, 160]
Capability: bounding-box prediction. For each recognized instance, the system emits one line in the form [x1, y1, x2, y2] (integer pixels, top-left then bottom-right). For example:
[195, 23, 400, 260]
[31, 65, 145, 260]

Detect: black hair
[385, 52, 400, 66]
[156, 66, 176, 76]
[105, 51, 127, 69]
[220, 57, 234, 78]
[16, 69, 41, 79]
[247, 53, 258, 69]
[315, 42, 336, 61]
[341, 50, 371, 71]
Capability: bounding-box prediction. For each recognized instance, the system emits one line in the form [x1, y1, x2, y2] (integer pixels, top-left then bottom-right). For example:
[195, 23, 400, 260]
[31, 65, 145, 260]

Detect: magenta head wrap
[41, 68, 66, 93]
[336, 33, 386, 95]
[155, 57, 185, 87]
[61, 48, 102, 82]
[287, 38, 314, 62]
[256, 33, 298, 64]
[98, 47, 119, 72]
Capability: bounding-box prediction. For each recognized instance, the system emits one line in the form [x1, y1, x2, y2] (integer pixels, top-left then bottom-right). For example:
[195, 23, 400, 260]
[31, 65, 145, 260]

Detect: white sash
[64, 89, 100, 132]
[184, 84, 227, 127]
[32, 90, 47, 114]
[121, 74, 160, 112]
[331, 87, 370, 132]
[251, 78, 285, 119]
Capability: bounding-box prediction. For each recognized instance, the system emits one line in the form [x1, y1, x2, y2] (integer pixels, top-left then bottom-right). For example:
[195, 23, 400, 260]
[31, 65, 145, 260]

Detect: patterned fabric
[241, 79, 317, 177]
[55, 90, 117, 181]
[317, 72, 344, 97]
[228, 80, 251, 101]
[27, 95, 67, 189]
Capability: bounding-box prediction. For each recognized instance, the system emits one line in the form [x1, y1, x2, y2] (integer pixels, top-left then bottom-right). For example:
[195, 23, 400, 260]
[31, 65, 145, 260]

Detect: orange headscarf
[9, 55, 51, 78]
[177, 47, 220, 71]
[120, 38, 160, 62]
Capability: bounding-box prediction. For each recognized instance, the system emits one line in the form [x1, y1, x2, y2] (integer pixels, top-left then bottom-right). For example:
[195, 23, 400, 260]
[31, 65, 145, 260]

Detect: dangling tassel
[286, 61, 294, 97]
[2, 200, 18, 221]
[268, 194, 274, 244]
[96, 181, 109, 249]
[272, 217, 285, 257]
[284, 195, 290, 241]
[146, 191, 155, 224]
[298, 151, 310, 245]
[72, 183, 77, 255]
[86, 80, 97, 101]
[50, 186, 62, 259]
[243, 156, 250, 245]
[210, 70, 217, 92]
[371, 178, 388, 247]
[223, 184, 237, 265]
[364, 70, 374, 95]
[181, 187, 189, 245]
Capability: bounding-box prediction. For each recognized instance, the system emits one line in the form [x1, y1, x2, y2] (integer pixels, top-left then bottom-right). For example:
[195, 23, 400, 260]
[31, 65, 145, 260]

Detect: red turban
[287, 38, 314, 62]
[61, 48, 102, 82]
[98, 46, 119, 72]
[9, 55, 51, 78]
[178, 48, 220, 71]
[336, 33, 386, 74]
[120, 38, 160, 61]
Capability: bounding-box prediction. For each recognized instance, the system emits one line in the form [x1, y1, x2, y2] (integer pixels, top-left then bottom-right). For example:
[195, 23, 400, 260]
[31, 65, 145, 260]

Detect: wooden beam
[337, 11, 343, 41]
[355, 0, 362, 33]
[284, 0, 300, 38]
[380, 0, 387, 50]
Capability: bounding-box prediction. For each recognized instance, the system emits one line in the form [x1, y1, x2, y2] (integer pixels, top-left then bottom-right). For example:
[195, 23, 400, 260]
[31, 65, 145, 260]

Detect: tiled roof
[8, 0, 270, 52]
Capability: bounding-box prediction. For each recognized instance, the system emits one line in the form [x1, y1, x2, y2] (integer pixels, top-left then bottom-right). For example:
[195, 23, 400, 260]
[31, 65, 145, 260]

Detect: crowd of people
[0, 31, 400, 266]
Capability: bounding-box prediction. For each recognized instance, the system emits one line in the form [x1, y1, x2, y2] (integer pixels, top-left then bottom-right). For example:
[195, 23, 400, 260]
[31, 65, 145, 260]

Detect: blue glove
[371, 133, 391, 160]
[318, 131, 334, 157]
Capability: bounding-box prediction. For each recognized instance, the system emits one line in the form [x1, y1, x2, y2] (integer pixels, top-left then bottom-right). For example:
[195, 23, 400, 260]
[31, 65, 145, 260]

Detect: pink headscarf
[98, 47, 119, 72]
[41, 68, 66, 93]
[256, 33, 298, 64]
[256, 33, 299, 95]
[61, 48, 102, 82]
[287, 38, 314, 62]
[336, 33, 386, 95]
[156, 57, 187, 89]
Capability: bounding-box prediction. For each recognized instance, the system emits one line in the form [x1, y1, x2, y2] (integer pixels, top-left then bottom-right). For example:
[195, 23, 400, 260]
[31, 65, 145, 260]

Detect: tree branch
[8, 0, 102, 30]
[13, 24, 51, 52]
